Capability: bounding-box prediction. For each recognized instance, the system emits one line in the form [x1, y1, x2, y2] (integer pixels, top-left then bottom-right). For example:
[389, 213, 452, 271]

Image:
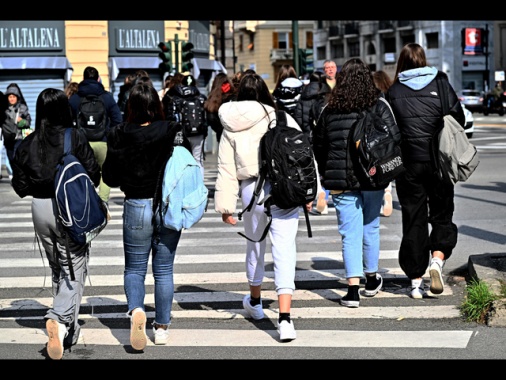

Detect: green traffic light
[158, 41, 172, 73]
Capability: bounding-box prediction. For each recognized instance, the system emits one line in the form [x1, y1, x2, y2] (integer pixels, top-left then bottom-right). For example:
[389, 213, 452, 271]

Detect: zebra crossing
[0, 164, 473, 356]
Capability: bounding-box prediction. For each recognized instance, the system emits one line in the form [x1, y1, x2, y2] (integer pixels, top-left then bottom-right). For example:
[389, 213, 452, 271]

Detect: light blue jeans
[123, 198, 182, 326]
[331, 189, 384, 279]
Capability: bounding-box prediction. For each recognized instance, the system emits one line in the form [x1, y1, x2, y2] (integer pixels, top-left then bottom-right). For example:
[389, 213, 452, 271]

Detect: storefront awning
[0, 56, 73, 81]
[108, 57, 161, 81]
[193, 58, 227, 80]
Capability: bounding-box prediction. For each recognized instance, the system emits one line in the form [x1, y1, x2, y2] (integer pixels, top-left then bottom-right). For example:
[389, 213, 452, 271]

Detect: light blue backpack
[161, 146, 208, 230]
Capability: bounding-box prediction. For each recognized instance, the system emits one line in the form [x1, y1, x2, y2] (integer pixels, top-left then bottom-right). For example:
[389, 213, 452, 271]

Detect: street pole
[292, 21, 300, 76]
[174, 33, 180, 73]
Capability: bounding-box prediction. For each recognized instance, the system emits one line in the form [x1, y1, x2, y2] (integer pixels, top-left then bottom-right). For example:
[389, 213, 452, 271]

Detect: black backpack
[177, 96, 208, 137]
[349, 97, 404, 189]
[77, 94, 109, 141]
[238, 110, 318, 242]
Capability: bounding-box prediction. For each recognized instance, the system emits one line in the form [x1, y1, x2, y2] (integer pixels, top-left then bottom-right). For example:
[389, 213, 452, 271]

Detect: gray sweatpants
[31, 197, 89, 346]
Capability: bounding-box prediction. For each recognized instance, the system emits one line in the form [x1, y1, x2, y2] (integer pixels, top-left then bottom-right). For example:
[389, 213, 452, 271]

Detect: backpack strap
[60, 128, 76, 281]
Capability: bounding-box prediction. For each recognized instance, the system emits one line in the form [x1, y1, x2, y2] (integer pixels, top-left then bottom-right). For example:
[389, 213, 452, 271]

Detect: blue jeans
[123, 198, 182, 326]
[331, 190, 384, 279]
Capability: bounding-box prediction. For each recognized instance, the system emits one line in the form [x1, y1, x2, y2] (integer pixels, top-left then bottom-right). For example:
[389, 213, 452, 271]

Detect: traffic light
[158, 41, 172, 73]
[299, 48, 314, 75]
[181, 41, 194, 72]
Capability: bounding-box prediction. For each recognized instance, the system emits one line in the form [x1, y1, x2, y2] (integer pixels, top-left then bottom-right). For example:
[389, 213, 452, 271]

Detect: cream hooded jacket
[214, 100, 301, 215]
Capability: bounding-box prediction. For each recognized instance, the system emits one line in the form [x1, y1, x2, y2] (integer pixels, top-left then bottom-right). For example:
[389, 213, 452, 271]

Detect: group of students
[6, 41, 465, 359]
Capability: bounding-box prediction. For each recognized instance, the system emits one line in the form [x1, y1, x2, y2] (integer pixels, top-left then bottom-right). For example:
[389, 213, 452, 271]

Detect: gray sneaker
[242, 295, 265, 320]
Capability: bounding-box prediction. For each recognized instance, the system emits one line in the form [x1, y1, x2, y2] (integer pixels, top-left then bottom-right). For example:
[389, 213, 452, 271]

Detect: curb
[468, 253, 506, 327]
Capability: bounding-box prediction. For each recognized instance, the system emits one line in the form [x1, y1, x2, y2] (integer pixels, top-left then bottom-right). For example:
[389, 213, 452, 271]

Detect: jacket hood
[281, 77, 304, 88]
[219, 100, 275, 133]
[174, 85, 201, 98]
[77, 79, 106, 97]
[399, 66, 438, 90]
[300, 81, 331, 100]
[5, 86, 20, 98]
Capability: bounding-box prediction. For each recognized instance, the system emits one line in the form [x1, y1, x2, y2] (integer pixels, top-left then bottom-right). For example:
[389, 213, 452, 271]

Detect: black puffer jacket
[313, 97, 399, 191]
[294, 81, 331, 137]
[386, 71, 465, 162]
[103, 120, 189, 200]
[11, 126, 100, 198]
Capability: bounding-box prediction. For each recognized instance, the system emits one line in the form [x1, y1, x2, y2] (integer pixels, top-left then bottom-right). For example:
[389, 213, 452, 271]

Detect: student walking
[386, 43, 465, 298]
[215, 73, 311, 342]
[313, 58, 401, 308]
[11, 88, 101, 359]
[103, 83, 190, 350]
[69, 66, 123, 205]
[1, 83, 32, 164]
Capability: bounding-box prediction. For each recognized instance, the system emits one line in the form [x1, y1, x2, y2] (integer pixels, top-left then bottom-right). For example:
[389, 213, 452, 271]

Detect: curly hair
[326, 58, 379, 113]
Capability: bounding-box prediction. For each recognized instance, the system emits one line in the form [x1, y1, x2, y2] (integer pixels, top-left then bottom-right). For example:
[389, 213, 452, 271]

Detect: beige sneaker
[316, 191, 327, 213]
[130, 308, 147, 351]
[382, 190, 393, 217]
[46, 319, 66, 360]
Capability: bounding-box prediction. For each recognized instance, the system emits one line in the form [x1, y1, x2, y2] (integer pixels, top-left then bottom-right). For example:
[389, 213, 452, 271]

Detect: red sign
[464, 28, 483, 55]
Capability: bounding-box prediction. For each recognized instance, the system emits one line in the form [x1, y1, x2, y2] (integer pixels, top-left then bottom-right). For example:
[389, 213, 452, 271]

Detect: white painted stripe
[0, 250, 401, 268]
[0, 288, 455, 312]
[0, 267, 428, 288]
[0, 328, 472, 348]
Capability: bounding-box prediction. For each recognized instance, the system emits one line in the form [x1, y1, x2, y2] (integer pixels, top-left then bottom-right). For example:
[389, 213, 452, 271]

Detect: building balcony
[270, 49, 293, 63]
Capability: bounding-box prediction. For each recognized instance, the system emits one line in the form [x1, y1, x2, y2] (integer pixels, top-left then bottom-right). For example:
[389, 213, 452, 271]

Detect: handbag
[433, 76, 479, 185]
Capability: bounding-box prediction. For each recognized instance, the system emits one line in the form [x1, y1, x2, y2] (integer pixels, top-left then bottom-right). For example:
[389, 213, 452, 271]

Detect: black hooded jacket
[294, 81, 331, 137]
[11, 126, 100, 199]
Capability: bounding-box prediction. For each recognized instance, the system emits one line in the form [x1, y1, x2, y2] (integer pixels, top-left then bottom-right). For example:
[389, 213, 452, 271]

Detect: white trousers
[240, 178, 300, 296]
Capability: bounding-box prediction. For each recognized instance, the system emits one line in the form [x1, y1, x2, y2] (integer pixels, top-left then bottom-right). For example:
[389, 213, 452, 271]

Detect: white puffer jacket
[214, 100, 301, 214]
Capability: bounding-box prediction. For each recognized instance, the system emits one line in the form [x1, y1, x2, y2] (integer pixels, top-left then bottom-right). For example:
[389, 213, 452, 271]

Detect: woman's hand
[222, 213, 237, 225]
[305, 201, 313, 212]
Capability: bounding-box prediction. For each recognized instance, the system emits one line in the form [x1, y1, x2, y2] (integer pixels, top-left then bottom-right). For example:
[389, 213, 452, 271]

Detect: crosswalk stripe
[0, 250, 401, 267]
[0, 288, 456, 312]
[0, 267, 441, 288]
[0, 328, 472, 348]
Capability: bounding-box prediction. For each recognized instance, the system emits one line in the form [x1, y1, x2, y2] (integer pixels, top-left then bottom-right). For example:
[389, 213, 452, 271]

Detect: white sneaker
[242, 295, 265, 320]
[46, 319, 67, 360]
[153, 325, 169, 345]
[429, 259, 444, 294]
[277, 320, 297, 342]
[410, 286, 427, 299]
[319, 204, 329, 215]
[130, 308, 147, 351]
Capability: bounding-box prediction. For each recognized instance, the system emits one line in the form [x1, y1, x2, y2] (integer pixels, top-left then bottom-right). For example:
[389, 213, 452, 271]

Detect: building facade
[0, 20, 225, 127]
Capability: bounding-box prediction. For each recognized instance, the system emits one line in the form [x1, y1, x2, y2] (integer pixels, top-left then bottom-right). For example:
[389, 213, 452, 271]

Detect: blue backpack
[161, 145, 208, 230]
[55, 128, 108, 279]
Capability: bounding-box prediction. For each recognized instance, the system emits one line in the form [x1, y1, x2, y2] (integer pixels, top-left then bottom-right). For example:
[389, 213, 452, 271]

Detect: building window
[348, 41, 360, 57]
[306, 31, 313, 49]
[332, 43, 344, 59]
[401, 34, 415, 46]
[273, 32, 293, 51]
[426, 32, 439, 49]
[239, 34, 244, 52]
[383, 37, 396, 53]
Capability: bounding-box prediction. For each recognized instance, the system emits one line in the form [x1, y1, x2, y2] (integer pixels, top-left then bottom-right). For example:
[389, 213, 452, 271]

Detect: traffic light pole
[292, 20, 300, 76]
[174, 34, 180, 73]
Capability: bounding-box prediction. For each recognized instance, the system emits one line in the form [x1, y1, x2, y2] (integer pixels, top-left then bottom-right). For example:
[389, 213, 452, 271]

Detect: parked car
[458, 89, 483, 113]
[461, 103, 474, 139]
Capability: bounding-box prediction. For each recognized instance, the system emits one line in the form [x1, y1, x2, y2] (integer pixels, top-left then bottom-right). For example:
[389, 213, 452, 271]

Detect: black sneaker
[364, 273, 383, 297]
[339, 285, 360, 308]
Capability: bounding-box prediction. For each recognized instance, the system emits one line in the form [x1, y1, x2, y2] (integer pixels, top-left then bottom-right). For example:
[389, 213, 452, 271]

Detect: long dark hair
[35, 88, 74, 164]
[326, 58, 379, 113]
[126, 84, 165, 124]
[236, 73, 276, 108]
[204, 73, 234, 113]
